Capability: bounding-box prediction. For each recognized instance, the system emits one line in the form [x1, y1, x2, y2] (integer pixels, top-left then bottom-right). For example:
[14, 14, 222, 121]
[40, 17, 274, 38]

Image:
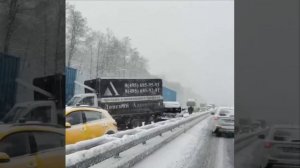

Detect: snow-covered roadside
[186, 120, 234, 168]
[66, 112, 209, 167]
[214, 138, 234, 168]
[132, 116, 212, 168]
[235, 139, 264, 168]
[66, 116, 187, 155]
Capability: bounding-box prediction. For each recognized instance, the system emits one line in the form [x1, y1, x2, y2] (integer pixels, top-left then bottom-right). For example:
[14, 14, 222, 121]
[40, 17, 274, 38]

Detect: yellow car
[0, 123, 64, 168]
[65, 107, 117, 145]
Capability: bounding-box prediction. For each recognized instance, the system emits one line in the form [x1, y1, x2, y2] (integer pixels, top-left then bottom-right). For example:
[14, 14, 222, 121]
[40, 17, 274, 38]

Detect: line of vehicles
[1, 72, 298, 168]
[0, 71, 217, 167]
[64, 77, 203, 144]
[0, 74, 207, 144]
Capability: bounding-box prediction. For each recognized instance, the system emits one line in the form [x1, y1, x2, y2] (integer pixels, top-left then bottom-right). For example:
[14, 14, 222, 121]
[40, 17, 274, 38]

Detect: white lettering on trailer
[100, 95, 163, 103]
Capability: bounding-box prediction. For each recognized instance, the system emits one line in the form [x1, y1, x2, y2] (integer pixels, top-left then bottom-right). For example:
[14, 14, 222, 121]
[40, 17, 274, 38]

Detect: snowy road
[132, 116, 234, 168]
[235, 137, 264, 168]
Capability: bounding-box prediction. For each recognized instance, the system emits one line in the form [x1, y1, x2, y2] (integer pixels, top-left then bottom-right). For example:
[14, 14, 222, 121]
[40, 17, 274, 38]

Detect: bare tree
[2, 0, 18, 54]
[66, 3, 86, 67]
[95, 32, 104, 78]
[84, 30, 97, 78]
[65, 5, 151, 78]
[54, 0, 65, 73]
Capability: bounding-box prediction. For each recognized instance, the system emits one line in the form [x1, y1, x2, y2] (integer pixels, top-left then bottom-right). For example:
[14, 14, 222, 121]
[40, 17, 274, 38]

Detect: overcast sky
[69, 0, 234, 106]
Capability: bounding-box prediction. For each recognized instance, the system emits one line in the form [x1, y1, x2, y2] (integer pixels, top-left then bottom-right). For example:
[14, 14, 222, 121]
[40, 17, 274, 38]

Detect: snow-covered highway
[132, 116, 234, 168]
[66, 113, 235, 168]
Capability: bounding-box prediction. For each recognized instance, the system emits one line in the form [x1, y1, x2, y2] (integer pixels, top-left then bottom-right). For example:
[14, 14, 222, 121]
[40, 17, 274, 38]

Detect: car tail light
[264, 141, 272, 149]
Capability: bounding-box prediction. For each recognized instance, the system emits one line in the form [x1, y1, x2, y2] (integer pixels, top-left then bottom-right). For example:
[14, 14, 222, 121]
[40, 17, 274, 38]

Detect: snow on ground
[132, 116, 211, 168]
[188, 130, 234, 168]
[90, 125, 185, 168]
[235, 138, 264, 168]
[132, 116, 234, 168]
[214, 137, 234, 168]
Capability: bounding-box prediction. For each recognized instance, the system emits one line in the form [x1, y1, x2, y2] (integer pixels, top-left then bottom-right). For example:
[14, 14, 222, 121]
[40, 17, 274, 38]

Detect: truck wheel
[147, 115, 155, 124]
[215, 129, 222, 137]
[129, 119, 141, 129]
[118, 123, 126, 130]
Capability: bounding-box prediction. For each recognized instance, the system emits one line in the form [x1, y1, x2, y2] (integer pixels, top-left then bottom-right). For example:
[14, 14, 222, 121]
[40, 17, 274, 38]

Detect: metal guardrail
[236, 128, 269, 143]
[66, 118, 183, 155]
[235, 128, 269, 152]
[66, 112, 209, 168]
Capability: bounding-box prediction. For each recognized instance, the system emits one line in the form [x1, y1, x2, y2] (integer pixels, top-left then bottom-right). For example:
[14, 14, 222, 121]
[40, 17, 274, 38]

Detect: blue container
[66, 67, 77, 102]
[0, 53, 20, 118]
[163, 87, 177, 101]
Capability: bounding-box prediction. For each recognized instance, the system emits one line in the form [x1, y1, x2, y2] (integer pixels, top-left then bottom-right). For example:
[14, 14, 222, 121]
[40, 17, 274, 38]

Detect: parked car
[259, 125, 300, 168]
[65, 106, 117, 145]
[161, 101, 182, 119]
[212, 107, 234, 137]
[0, 123, 64, 168]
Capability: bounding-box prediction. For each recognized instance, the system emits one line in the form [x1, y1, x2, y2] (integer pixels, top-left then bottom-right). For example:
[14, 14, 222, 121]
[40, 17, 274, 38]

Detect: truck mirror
[66, 122, 71, 128]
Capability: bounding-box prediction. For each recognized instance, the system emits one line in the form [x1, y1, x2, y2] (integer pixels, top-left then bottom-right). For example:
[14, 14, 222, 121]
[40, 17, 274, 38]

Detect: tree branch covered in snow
[66, 4, 150, 78]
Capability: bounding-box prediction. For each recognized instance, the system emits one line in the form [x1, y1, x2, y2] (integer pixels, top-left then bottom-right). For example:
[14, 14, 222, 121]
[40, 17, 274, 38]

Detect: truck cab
[162, 101, 182, 119]
[66, 93, 98, 107]
[1, 74, 65, 125]
[1, 101, 59, 124]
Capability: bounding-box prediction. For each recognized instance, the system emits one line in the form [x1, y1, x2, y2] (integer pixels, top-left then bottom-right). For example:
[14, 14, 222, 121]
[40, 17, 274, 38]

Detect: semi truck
[67, 78, 164, 129]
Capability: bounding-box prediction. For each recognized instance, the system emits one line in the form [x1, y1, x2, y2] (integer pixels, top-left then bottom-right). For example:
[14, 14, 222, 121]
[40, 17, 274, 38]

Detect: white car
[212, 107, 234, 137]
[162, 101, 182, 119]
[259, 125, 300, 168]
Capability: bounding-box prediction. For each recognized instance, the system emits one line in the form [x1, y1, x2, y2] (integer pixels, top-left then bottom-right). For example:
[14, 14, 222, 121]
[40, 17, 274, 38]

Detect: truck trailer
[67, 78, 164, 129]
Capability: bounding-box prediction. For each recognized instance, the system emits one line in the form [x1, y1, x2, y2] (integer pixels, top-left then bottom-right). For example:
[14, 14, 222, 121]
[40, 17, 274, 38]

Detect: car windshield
[2, 106, 27, 123]
[66, 97, 81, 106]
[273, 128, 300, 141]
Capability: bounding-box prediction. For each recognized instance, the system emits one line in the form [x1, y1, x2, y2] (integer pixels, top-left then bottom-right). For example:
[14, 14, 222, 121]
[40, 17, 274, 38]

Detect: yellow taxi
[65, 106, 117, 145]
[0, 123, 64, 168]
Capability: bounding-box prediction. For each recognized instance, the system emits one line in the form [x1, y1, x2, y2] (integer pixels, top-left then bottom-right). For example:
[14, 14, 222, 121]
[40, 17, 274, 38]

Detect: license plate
[224, 119, 234, 122]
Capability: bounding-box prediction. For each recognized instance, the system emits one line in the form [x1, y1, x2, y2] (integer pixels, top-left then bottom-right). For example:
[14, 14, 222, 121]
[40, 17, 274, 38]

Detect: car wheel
[215, 130, 222, 137]
[226, 133, 234, 138]
[106, 130, 115, 135]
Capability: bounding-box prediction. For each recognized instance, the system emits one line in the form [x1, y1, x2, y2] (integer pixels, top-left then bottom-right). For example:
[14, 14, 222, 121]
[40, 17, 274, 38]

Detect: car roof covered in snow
[163, 101, 181, 108]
